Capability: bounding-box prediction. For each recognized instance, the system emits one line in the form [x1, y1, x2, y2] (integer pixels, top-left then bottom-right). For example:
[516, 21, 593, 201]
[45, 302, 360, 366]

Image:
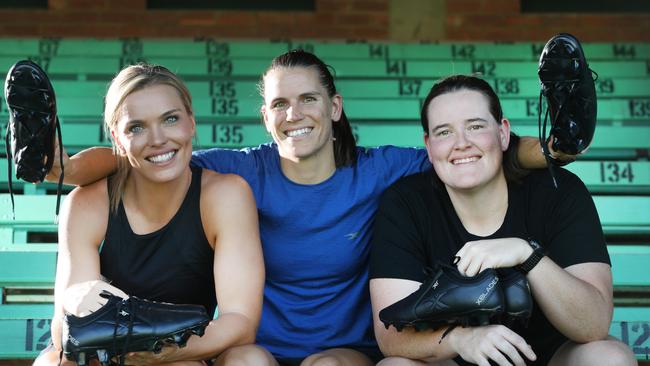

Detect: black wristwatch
[517, 239, 546, 274]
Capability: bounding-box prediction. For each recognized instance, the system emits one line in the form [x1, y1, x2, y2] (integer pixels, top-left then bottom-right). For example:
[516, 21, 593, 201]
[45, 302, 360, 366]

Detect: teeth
[453, 157, 479, 165]
[286, 128, 312, 138]
[148, 151, 175, 163]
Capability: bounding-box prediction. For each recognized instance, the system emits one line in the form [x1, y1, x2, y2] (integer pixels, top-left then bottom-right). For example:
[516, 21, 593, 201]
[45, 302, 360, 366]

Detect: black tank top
[100, 166, 217, 315]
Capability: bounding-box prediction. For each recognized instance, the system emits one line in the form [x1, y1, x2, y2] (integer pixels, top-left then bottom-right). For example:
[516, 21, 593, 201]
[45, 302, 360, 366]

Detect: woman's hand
[122, 345, 179, 365]
[62, 280, 128, 317]
[449, 325, 536, 366]
[455, 238, 533, 277]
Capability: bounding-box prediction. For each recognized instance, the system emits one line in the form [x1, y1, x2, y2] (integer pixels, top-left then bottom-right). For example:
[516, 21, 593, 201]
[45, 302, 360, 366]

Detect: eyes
[433, 122, 486, 138]
[125, 115, 179, 134]
[271, 95, 319, 110]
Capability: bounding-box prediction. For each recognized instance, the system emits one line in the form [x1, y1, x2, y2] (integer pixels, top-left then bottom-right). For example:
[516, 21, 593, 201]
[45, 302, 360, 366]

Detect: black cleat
[538, 33, 597, 161]
[62, 291, 210, 366]
[499, 269, 533, 327]
[4, 59, 65, 219]
[4, 60, 58, 183]
[379, 263, 504, 332]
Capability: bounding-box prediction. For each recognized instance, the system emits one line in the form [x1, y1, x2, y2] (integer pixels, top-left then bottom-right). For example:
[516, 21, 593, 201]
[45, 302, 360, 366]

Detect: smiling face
[261, 66, 342, 165]
[424, 89, 510, 192]
[111, 84, 195, 183]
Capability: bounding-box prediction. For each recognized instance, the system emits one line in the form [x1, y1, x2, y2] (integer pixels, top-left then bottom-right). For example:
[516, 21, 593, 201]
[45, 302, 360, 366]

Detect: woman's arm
[130, 172, 264, 363]
[517, 136, 576, 169]
[49, 180, 112, 351]
[455, 238, 613, 342]
[45, 139, 117, 186]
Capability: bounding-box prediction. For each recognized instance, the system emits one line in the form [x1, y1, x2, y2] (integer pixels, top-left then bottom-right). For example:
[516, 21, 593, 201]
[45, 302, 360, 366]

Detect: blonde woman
[35, 64, 268, 366]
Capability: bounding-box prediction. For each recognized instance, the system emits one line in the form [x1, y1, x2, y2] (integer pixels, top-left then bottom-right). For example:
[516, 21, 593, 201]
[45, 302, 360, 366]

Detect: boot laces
[112, 297, 136, 366]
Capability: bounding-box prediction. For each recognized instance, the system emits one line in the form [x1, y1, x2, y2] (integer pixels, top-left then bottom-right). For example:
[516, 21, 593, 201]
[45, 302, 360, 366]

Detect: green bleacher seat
[2, 55, 649, 81]
[2, 193, 648, 240]
[21, 77, 650, 100]
[0, 39, 648, 61]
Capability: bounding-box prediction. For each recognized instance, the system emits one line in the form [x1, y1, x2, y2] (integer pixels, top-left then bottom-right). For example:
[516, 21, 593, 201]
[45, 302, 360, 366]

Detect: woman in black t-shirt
[369, 75, 636, 366]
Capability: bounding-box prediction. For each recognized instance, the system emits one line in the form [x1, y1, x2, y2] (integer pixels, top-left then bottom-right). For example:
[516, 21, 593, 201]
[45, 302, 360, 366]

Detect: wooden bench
[0, 39, 648, 61]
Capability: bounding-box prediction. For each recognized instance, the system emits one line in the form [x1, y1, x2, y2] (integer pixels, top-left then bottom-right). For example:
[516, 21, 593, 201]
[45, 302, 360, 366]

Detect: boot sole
[64, 320, 209, 366]
[380, 307, 501, 332]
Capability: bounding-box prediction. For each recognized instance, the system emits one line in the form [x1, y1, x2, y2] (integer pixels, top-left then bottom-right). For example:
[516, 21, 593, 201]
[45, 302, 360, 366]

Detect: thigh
[548, 336, 636, 366]
[213, 344, 278, 366]
[301, 348, 375, 366]
[377, 357, 458, 366]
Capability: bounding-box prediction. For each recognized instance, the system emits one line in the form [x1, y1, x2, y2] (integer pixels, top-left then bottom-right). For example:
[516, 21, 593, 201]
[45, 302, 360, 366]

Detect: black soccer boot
[538, 33, 597, 168]
[4, 60, 65, 219]
[4, 60, 58, 183]
[499, 269, 533, 327]
[62, 291, 211, 366]
[379, 263, 504, 332]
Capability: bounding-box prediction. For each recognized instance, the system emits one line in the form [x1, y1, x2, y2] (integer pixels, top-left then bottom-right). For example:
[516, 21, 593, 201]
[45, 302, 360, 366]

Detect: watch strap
[517, 239, 546, 274]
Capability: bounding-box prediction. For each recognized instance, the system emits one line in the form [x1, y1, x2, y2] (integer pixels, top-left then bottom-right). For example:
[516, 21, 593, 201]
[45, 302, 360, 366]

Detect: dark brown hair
[420, 75, 528, 184]
[259, 49, 357, 167]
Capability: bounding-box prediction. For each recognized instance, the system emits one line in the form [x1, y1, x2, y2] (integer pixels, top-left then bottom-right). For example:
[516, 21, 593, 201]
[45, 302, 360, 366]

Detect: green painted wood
[594, 196, 650, 235]
[2, 56, 648, 80]
[610, 307, 650, 359]
[32, 77, 650, 100]
[2, 94, 643, 121]
[0, 195, 62, 224]
[0, 39, 648, 61]
[0, 250, 56, 285]
[566, 161, 650, 194]
[609, 246, 650, 287]
[1, 121, 648, 159]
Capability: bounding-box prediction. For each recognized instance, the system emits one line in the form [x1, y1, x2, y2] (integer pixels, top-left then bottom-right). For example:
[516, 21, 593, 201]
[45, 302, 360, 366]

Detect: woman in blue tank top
[48, 51, 562, 366]
[35, 65, 268, 366]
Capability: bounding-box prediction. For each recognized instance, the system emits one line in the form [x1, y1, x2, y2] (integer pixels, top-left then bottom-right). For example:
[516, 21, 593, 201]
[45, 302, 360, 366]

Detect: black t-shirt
[370, 168, 610, 364]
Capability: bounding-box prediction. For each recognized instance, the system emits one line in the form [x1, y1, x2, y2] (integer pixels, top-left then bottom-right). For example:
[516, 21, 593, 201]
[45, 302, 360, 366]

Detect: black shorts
[276, 346, 383, 366]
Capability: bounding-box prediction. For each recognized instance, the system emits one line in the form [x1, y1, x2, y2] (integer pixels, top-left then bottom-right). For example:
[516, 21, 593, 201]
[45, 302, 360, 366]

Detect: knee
[577, 339, 637, 366]
[215, 344, 276, 366]
[33, 350, 77, 366]
[600, 340, 637, 366]
[376, 357, 414, 366]
[302, 355, 343, 366]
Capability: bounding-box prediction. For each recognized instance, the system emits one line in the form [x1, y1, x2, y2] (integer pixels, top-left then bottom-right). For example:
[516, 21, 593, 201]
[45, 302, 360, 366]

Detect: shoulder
[200, 169, 253, 200]
[357, 145, 425, 162]
[389, 170, 432, 194]
[199, 170, 257, 237]
[523, 167, 588, 195]
[59, 178, 109, 234]
[380, 170, 434, 206]
[64, 177, 109, 210]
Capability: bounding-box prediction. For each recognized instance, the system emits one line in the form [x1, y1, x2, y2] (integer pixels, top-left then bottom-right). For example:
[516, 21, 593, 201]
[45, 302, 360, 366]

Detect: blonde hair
[104, 63, 193, 212]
